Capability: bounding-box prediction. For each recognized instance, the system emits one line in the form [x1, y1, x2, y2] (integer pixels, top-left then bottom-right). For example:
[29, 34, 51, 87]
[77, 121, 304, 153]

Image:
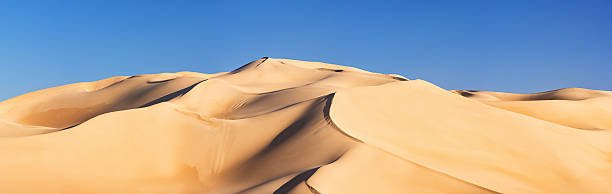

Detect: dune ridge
[0, 58, 610, 194]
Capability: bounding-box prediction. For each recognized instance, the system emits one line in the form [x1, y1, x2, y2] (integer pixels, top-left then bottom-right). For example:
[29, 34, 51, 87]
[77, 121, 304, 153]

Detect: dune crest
[0, 58, 610, 194]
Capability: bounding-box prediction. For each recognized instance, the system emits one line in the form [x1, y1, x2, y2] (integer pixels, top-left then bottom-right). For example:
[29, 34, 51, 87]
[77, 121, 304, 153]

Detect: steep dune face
[0, 58, 610, 194]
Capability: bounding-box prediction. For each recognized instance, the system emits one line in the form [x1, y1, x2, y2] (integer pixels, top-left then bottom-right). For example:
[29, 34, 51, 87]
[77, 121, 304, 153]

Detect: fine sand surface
[0, 58, 610, 194]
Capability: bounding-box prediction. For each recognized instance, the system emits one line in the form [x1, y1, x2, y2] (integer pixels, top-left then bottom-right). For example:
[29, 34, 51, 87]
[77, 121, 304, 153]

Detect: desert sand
[0, 58, 610, 194]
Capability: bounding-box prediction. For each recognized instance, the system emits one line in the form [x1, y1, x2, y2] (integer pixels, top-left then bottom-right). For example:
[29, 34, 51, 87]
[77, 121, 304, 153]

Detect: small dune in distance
[0, 58, 611, 194]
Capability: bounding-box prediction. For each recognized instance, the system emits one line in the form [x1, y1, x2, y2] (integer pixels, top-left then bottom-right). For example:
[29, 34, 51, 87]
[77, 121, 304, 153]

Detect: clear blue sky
[1, 0, 611, 100]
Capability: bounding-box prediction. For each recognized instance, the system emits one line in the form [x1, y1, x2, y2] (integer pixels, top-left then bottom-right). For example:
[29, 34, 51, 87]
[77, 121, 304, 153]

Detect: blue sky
[1, 0, 611, 100]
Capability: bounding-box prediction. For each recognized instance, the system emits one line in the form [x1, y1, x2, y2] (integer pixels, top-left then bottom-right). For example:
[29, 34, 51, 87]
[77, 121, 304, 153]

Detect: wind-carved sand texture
[0, 58, 611, 194]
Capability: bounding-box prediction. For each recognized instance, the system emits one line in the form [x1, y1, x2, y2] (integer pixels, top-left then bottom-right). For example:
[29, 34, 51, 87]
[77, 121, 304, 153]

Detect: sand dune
[453, 89, 612, 130]
[0, 58, 610, 193]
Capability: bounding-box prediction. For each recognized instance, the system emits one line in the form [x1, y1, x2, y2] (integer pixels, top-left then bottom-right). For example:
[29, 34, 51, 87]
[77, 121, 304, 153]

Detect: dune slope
[0, 58, 610, 194]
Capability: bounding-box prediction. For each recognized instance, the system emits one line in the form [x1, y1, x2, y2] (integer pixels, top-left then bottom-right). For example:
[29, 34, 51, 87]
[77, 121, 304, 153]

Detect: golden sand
[1, 58, 610, 193]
